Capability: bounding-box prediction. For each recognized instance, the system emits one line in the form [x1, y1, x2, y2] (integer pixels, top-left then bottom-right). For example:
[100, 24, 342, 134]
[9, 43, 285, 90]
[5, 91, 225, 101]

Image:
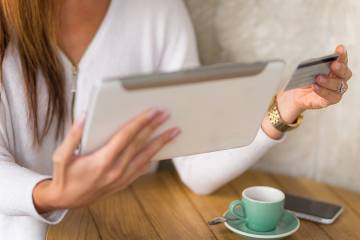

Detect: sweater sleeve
[173, 128, 285, 195]
[157, 0, 286, 195]
[0, 88, 66, 224]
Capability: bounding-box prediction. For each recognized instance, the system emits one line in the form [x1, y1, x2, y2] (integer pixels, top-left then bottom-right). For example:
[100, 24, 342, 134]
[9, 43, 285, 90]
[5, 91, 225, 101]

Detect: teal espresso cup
[229, 186, 285, 232]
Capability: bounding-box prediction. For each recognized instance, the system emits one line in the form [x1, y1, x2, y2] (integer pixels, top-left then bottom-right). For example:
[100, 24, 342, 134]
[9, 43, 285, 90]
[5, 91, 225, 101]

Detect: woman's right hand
[33, 108, 180, 213]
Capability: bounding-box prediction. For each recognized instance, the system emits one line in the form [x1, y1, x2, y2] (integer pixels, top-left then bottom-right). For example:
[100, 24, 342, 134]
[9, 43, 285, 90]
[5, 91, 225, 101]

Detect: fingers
[110, 162, 151, 193]
[319, 45, 352, 96]
[112, 128, 180, 190]
[53, 113, 86, 163]
[313, 84, 342, 106]
[115, 111, 170, 171]
[135, 128, 181, 163]
[330, 62, 352, 80]
[336, 45, 348, 64]
[315, 76, 344, 91]
[102, 108, 161, 159]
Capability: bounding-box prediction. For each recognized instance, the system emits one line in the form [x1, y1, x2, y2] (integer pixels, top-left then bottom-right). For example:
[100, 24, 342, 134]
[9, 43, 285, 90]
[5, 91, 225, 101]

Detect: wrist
[33, 179, 60, 214]
[261, 92, 305, 140]
[261, 115, 284, 140]
[276, 91, 305, 124]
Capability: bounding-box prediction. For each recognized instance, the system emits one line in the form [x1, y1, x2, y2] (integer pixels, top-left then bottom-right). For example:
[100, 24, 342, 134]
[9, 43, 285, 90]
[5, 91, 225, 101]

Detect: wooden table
[47, 164, 360, 240]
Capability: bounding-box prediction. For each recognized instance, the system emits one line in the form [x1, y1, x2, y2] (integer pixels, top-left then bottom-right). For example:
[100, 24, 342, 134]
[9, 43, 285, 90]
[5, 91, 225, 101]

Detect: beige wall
[185, 0, 360, 192]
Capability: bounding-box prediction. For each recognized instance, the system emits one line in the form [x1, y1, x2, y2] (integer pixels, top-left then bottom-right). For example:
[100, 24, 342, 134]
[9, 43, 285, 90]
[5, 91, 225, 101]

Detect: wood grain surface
[48, 165, 360, 240]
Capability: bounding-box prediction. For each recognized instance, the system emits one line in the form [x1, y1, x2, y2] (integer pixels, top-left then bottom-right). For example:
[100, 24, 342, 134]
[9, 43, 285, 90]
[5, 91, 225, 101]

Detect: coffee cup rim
[242, 186, 285, 204]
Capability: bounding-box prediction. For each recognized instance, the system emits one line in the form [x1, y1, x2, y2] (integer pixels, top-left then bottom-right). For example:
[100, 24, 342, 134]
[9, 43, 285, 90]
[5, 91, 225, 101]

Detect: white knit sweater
[0, 0, 282, 239]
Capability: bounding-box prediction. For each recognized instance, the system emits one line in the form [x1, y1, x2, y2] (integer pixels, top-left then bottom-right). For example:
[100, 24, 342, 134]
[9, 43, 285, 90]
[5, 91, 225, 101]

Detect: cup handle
[229, 200, 246, 219]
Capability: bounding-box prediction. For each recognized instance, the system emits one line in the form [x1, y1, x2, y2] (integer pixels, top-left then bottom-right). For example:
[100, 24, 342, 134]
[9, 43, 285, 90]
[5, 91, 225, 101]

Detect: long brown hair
[0, 0, 67, 145]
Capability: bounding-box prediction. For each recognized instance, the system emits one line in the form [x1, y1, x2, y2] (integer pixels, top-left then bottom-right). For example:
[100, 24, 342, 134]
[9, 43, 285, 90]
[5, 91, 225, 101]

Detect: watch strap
[267, 96, 304, 132]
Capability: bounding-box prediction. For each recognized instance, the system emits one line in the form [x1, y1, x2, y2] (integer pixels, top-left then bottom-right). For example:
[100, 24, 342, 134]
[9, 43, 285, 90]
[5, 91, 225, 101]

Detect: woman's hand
[33, 109, 180, 213]
[262, 45, 352, 139]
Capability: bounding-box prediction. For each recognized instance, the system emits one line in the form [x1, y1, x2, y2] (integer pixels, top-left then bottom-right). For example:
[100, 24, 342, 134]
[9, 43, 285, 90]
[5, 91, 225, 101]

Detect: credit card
[285, 53, 339, 91]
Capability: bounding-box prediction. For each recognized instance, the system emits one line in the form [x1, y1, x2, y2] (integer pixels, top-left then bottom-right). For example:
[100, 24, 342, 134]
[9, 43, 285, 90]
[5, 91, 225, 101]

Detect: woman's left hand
[276, 45, 352, 124]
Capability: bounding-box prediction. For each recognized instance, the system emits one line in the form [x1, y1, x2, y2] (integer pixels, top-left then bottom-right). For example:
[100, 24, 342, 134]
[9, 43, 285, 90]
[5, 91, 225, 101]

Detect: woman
[0, 0, 352, 239]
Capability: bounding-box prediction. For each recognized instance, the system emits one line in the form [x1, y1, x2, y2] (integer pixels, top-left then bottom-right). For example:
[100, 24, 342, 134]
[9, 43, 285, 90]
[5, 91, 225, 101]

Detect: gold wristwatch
[267, 96, 304, 132]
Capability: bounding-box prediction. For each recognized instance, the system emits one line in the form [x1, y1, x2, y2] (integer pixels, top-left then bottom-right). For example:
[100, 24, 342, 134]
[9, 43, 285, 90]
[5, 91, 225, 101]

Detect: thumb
[54, 113, 86, 163]
[336, 45, 348, 64]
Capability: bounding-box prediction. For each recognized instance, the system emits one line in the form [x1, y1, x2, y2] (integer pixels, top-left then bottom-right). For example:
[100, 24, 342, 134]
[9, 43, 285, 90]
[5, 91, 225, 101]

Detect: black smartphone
[285, 193, 343, 224]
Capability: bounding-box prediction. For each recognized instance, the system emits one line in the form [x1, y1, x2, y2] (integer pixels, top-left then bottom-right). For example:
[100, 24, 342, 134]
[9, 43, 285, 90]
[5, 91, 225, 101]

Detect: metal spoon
[208, 216, 241, 225]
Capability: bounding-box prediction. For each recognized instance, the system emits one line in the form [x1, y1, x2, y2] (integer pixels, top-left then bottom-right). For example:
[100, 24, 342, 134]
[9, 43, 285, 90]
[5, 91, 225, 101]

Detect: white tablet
[81, 61, 285, 160]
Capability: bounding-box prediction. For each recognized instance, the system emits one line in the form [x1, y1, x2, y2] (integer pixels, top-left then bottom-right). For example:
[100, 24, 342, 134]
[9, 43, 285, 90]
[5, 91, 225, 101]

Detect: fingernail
[316, 76, 327, 84]
[169, 128, 181, 139]
[158, 111, 171, 123]
[76, 112, 86, 128]
[338, 45, 346, 53]
[147, 108, 159, 119]
[313, 84, 320, 91]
